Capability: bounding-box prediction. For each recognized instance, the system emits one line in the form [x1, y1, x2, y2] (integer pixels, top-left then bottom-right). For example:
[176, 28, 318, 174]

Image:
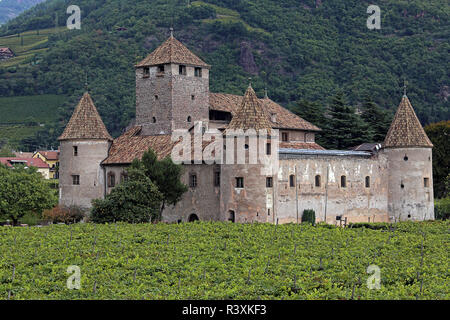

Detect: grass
[0, 27, 66, 67]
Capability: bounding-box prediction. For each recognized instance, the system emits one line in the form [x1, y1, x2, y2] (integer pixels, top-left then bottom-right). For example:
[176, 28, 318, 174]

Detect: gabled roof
[210, 93, 321, 132]
[135, 35, 210, 68]
[383, 95, 433, 148]
[0, 157, 49, 169]
[58, 92, 113, 141]
[34, 150, 59, 161]
[225, 85, 272, 134]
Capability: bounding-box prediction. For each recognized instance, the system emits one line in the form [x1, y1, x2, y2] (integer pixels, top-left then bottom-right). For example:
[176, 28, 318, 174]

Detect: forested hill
[0, 0, 46, 25]
[0, 0, 448, 144]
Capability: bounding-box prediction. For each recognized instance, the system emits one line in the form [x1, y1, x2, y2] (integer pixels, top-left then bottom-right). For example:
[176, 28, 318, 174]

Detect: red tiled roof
[210, 93, 321, 132]
[383, 95, 433, 148]
[35, 151, 59, 161]
[58, 92, 113, 141]
[0, 157, 49, 169]
[136, 35, 210, 68]
[279, 142, 325, 150]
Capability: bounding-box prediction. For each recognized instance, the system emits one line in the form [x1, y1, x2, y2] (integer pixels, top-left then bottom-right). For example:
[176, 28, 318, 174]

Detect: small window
[401, 182, 405, 189]
[365, 176, 370, 188]
[155, 95, 159, 100]
[315, 175, 321, 187]
[266, 143, 271, 155]
[236, 177, 244, 188]
[108, 172, 115, 188]
[152, 117, 156, 123]
[341, 175, 347, 188]
[194, 67, 202, 77]
[424, 177, 429, 188]
[191, 95, 195, 100]
[120, 173, 128, 183]
[289, 175, 295, 187]
[143, 67, 150, 77]
[266, 177, 273, 188]
[179, 65, 186, 75]
[157, 65, 165, 73]
[282, 132, 289, 142]
[404, 155, 408, 161]
[268, 208, 270, 216]
[214, 171, 220, 187]
[72, 175, 80, 185]
[73, 146, 78, 156]
[187, 116, 192, 123]
[189, 173, 197, 188]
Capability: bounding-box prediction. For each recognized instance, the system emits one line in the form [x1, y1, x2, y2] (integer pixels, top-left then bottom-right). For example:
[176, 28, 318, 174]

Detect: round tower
[58, 92, 113, 209]
[383, 94, 434, 221]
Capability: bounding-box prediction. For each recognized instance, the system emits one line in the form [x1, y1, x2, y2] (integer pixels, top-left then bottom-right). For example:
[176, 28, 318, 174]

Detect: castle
[58, 33, 434, 224]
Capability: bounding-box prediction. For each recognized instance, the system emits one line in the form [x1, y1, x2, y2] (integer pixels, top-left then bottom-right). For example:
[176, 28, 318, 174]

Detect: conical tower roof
[383, 95, 433, 148]
[225, 85, 272, 134]
[135, 34, 209, 68]
[58, 92, 112, 141]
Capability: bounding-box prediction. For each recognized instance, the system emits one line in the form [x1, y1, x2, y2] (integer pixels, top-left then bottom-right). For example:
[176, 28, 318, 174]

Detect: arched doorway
[228, 210, 235, 223]
[188, 214, 199, 222]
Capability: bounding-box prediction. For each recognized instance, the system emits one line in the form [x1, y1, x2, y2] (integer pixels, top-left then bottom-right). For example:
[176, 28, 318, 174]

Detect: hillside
[0, 0, 46, 25]
[0, 0, 448, 150]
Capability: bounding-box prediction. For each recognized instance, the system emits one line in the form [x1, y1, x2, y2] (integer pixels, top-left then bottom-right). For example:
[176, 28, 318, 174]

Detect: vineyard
[0, 221, 448, 300]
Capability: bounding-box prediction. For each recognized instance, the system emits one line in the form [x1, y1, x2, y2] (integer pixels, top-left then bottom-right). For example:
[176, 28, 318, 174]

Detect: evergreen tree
[361, 96, 392, 143]
[326, 92, 372, 149]
[291, 99, 329, 147]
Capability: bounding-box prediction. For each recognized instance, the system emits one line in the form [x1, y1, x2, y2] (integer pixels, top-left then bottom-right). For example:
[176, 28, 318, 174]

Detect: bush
[301, 209, 315, 224]
[435, 197, 450, 220]
[42, 205, 85, 224]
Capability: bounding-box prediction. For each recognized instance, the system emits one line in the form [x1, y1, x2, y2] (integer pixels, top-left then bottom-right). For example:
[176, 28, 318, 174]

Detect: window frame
[194, 67, 202, 77]
[189, 173, 197, 188]
[315, 175, 321, 187]
[72, 175, 80, 185]
[179, 65, 186, 75]
[107, 172, 116, 188]
[289, 175, 295, 187]
[341, 175, 347, 188]
[266, 176, 273, 188]
[235, 177, 244, 189]
[365, 176, 370, 188]
[73, 146, 78, 156]
[282, 132, 289, 142]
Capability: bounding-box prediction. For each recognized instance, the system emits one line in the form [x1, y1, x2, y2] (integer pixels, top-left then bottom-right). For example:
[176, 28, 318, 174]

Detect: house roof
[0, 157, 49, 169]
[58, 92, 113, 141]
[35, 150, 59, 161]
[280, 141, 325, 150]
[13, 151, 34, 158]
[135, 35, 210, 68]
[225, 85, 273, 134]
[383, 95, 433, 148]
[210, 93, 321, 132]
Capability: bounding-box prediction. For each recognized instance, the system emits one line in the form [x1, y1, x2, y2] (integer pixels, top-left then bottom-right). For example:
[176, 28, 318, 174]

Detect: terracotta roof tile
[36, 151, 59, 161]
[0, 157, 49, 169]
[59, 92, 112, 141]
[136, 35, 210, 68]
[210, 93, 321, 132]
[225, 85, 272, 134]
[279, 142, 325, 150]
[383, 95, 433, 148]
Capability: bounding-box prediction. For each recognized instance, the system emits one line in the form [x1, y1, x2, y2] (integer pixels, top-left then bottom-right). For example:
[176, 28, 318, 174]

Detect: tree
[291, 99, 329, 146]
[0, 164, 57, 225]
[91, 168, 163, 223]
[130, 148, 188, 221]
[424, 120, 450, 198]
[325, 92, 372, 149]
[360, 96, 392, 143]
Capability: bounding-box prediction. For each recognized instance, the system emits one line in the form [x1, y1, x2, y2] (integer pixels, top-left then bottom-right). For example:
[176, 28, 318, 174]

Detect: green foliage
[301, 209, 315, 224]
[325, 92, 371, 149]
[424, 121, 450, 199]
[0, 164, 57, 225]
[0, 0, 448, 150]
[0, 220, 448, 299]
[0, 144, 15, 156]
[434, 197, 450, 220]
[360, 97, 393, 143]
[91, 169, 163, 224]
[130, 148, 188, 220]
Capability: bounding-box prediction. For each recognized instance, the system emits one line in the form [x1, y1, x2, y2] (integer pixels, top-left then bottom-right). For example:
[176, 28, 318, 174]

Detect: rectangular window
[157, 64, 165, 74]
[194, 67, 202, 77]
[72, 175, 80, 185]
[315, 175, 321, 187]
[214, 171, 220, 187]
[179, 65, 186, 75]
[143, 67, 150, 78]
[266, 177, 273, 188]
[341, 175, 347, 188]
[108, 173, 115, 188]
[289, 175, 295, 187]
[266, 143, 271, 155]
[189, 173, 197, 188]
[365, 176, 371, 188]
[282, 132, 289, 142]
[73, 146, 78, 156]
[424, 177, 429, 188]
[235, 177, 244, 188]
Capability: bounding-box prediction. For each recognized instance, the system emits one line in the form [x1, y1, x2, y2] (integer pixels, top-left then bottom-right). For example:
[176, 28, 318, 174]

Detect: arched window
[188, 214, 199, 222]
[341, 175, 347, 188]
[108, 172, 116, 188]
[315, 175, 321, 187]
[365, 176, 370, 188]
[187, 116, 192, 123]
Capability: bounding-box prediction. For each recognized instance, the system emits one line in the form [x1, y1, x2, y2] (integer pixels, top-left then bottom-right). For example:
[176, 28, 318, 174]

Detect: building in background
[0, 157, 50, 179]
[33, 150, 59, 179]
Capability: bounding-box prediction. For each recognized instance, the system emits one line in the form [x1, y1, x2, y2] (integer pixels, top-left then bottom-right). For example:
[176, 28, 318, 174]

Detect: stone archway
[188, 213, 199, 222]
